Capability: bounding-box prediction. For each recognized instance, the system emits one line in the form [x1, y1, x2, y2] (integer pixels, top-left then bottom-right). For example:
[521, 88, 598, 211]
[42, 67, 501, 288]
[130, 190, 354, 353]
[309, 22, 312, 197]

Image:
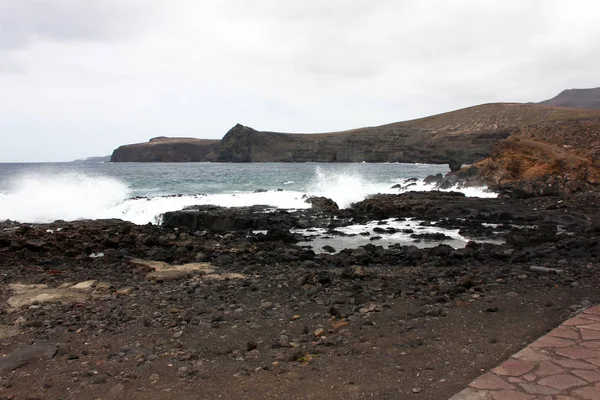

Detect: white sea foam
[306, 167, 393, 208]
[0, 173, 311, 224]
[111, 191, 310, 225]
[394, 179, 497, 198]
[0, 168, 496, 225]
[296, 218, 504, 252]
[306, 167, 496, 206]
[0, 172, 130, 223]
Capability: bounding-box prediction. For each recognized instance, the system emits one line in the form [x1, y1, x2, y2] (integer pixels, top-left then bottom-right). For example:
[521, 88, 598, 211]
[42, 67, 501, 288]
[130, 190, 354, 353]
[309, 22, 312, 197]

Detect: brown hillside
[465, 114, 600, 193]
[217, 103, 600, 165]
[476, 138, 599, 185]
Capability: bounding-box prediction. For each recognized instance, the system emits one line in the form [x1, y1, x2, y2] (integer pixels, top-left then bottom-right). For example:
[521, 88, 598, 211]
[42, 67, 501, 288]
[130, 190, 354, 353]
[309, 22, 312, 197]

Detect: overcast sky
[1, 0, 599, 162]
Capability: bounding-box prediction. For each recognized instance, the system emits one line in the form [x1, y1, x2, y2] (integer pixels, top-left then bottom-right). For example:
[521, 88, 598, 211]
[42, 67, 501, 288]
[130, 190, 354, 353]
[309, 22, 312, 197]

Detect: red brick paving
[449, 305, 600, 400]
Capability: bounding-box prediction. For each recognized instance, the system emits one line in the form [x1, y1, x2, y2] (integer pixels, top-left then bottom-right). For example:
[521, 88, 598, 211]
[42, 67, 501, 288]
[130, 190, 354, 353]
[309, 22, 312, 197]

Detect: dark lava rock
[322, 245, 336, 253]
[262, 229, 300, 244]
[439, 175, 458, 189]
[161, 205, 297, 232]
[304, 196, 339, 213]
[424, 174, 443, 185]
[411, 232, 452, 241]
[428, 244, 454, 258]
[449, 160, 463, 172]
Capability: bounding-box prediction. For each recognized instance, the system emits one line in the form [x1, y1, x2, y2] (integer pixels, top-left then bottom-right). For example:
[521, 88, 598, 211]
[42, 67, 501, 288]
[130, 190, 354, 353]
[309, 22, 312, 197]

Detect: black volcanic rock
[161, 206, 298, 232]
[449, 160, 463, 172]
[424, 174, 443, 185]
[540, 87, 600, 110]
[304, 196, 339, 213]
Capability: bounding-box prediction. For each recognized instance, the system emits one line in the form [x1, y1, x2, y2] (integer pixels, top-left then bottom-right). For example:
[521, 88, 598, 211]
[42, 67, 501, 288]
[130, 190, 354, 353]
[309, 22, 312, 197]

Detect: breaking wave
[0, 172, 130, 223]
[0, 168, 496, 225]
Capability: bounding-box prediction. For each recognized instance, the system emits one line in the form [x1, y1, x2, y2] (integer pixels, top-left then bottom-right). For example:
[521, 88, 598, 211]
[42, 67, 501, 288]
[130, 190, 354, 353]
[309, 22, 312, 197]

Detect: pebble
[116, 287, 134, 296]
[177, 367, 190, 378]
[278, 335, 290, 347]
[247, 341, 258, 351]
[95, 282, 113, 291]
[333, 321, 349, 331]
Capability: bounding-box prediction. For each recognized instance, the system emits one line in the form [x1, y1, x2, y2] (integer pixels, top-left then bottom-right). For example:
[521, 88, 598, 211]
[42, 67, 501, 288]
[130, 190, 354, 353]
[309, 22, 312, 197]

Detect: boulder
[424, 174, 443, 185]
[449, 160, 463, 172]
[161, 205, 297, 232]
[304, 196, 339, 213]
[439, 175, 459, 189]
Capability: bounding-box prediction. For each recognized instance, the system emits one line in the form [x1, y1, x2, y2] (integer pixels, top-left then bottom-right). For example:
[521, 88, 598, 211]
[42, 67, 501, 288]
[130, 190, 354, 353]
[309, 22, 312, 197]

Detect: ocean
[0, 162, 495, 225]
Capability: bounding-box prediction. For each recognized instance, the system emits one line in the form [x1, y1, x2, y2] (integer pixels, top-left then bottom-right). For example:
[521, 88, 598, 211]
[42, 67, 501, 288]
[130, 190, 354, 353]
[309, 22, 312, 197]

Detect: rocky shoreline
[0, 189, 599, 399]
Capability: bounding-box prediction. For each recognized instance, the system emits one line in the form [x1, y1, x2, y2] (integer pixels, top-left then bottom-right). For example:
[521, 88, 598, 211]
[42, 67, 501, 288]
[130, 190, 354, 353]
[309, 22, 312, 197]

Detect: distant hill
[111, 137, 220, 162]
[540, 88, 600, 109]
[72, 155, 111, 163]
[111, 103, 600, 168]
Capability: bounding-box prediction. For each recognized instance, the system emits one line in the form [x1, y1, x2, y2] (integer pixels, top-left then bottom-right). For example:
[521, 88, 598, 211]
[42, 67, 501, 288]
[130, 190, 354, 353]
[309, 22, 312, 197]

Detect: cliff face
[216, 103, 600, 165]
[111, 138, 220, 162]
[111, 102, 600, 166]
[217, 123, 507, 164]
[540, 88, 600, 109]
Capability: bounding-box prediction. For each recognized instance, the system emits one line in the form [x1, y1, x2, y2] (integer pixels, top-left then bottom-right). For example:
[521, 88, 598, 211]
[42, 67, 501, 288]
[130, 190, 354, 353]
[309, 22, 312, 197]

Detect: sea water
[0, 162, 495, 225]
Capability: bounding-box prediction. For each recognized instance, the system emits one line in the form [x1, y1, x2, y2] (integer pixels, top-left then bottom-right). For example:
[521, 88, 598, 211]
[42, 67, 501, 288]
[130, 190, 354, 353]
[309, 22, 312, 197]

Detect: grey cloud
[1, 0, 600, 161]
[0, 0, 151, 51]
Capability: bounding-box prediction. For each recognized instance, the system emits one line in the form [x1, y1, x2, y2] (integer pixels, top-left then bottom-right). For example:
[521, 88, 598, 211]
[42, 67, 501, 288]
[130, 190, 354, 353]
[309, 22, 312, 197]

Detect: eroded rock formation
[111, 137, 219, 162]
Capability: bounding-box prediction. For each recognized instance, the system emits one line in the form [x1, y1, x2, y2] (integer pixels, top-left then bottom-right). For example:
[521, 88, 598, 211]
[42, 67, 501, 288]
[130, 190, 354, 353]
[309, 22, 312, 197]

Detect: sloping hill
[217, 103, 600, 166]
[110, 103, 600, 167]
[540, 88, 600, 109]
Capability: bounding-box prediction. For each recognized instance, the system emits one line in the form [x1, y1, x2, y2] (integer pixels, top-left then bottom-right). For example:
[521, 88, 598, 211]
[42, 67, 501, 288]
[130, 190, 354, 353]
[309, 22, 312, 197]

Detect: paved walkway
[449, 306, 600, 400]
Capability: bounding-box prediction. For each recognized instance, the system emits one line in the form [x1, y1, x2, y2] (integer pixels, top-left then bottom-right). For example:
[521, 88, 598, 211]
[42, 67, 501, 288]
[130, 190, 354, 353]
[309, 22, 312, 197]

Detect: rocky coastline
[1, 183, 600, 399]
[4, 92, 600, 399]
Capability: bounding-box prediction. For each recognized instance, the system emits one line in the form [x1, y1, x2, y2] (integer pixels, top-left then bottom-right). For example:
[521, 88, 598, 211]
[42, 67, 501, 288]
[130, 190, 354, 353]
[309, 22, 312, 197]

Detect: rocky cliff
[540, 88, 600, 109]
[216, 103, 600, 166]
[111, 138, 220, 162]
[111, 102, 600, 166]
